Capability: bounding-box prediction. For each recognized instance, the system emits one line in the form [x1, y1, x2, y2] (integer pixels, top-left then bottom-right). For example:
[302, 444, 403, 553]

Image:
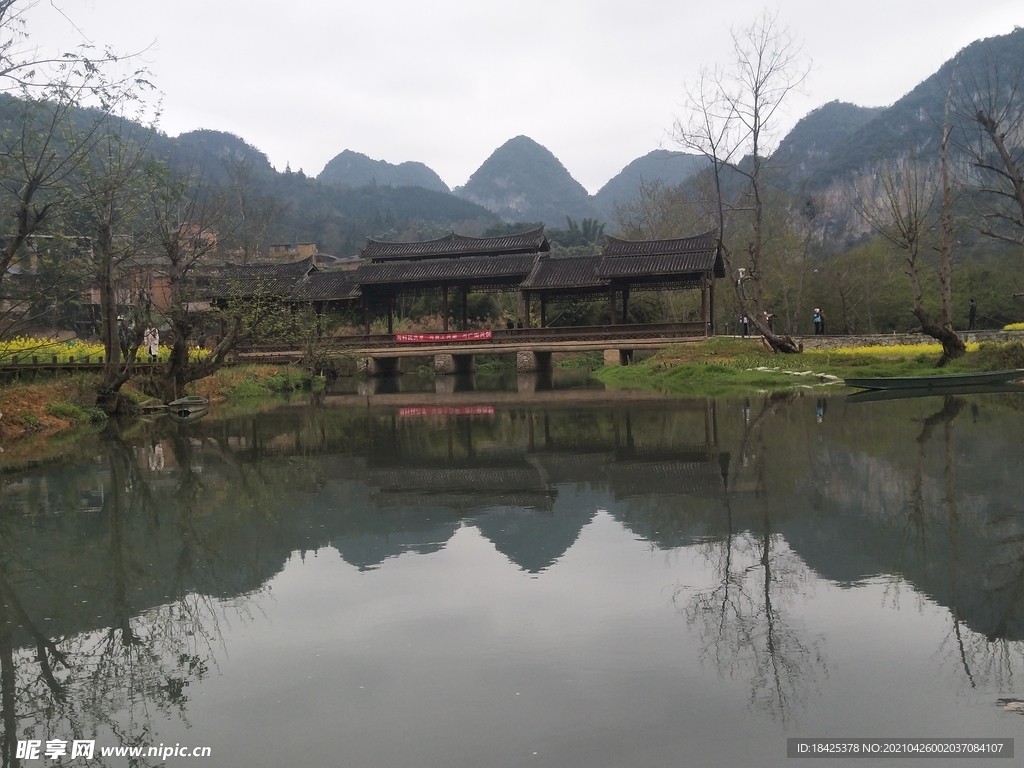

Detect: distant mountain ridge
[593, 150, 708, 221]
[308, 138, 711, 228]
[770, 101, 885, 184]
[761, 27, 1024, 248]
[11, 25, 1019, 259]
[452, 136, 600, 224]
[318, 150, 449, 192]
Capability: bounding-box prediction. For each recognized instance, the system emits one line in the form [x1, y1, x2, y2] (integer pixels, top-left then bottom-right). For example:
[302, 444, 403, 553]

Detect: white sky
[18, 0, 1022, 194]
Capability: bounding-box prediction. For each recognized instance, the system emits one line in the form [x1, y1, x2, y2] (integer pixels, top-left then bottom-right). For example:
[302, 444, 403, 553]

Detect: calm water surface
[2, 373, 1024, 766]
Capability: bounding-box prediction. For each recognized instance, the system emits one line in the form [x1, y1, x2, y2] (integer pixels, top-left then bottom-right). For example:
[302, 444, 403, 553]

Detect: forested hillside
[453, 136, 600, 224]
[318, 150, 449, 193]
[593, 150, 707, 221]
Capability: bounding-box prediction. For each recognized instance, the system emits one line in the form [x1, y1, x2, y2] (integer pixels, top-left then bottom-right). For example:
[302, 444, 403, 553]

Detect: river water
[1, 373, 1023, 766]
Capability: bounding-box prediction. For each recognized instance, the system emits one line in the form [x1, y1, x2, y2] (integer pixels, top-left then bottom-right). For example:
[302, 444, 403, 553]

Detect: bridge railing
[236, 322, 708, 355]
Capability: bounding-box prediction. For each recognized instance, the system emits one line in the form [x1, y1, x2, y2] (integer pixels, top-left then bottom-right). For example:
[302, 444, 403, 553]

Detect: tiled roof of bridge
[199, 257, 319, 299]
[602, 231, 718, 257]
[606, 460, 727, 498]
[599, 231, 724, 279]
[288, 271, 361, 301]
[197, 231, 723, 301]
[352, 253, 538, 286]
[358, 226, 550, 261]
[216, 257, 317, 277]
[520, 255, 605, 291]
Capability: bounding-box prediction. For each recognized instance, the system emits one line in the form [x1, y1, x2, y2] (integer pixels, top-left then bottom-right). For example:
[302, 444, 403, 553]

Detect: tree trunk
[914, 308, 967, 366]
[722, 244, 802, 354]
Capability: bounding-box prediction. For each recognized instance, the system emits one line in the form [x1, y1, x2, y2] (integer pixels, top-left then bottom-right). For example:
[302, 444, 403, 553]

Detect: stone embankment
[794, 329, 1023, 350]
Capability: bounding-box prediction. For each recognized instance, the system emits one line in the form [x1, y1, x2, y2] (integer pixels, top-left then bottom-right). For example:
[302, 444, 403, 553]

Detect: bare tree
[849, 150, 965, 362]
[146, 168, 236, 402]
[952, 47, 1024, 248]
[674, 10, 809, 353]
[223, 155, 280, 264]
[613, 178, 706, 240]
[0, 1, 151, 302]
[67, 116, 157, 413]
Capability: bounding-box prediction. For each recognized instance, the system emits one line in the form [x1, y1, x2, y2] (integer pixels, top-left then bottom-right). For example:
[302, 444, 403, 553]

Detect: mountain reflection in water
[1, 385, 1023, 766]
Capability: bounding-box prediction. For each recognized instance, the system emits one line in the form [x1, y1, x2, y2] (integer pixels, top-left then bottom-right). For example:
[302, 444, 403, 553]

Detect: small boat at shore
[844, 369, 1024, 391]
[167, 395, 209, 423]
[847, 382, 1024, 403]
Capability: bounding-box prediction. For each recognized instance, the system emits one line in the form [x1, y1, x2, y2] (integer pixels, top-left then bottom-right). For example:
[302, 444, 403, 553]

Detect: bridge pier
[434, 353, 476, 375]
[357, 356, 401, 376]
[603, 348, 634, 366]
[516, 350, 552, 373]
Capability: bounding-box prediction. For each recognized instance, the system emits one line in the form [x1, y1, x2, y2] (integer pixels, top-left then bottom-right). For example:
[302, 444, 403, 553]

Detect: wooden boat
[844, 369, 1024, 391]
[167, 395, 209, 423]
[847, 382, 1024, 403]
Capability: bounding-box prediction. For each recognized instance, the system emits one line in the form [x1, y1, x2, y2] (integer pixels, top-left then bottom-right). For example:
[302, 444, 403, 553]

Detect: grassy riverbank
[595, 338, 1024, 396]
[0, 364, 324, 445]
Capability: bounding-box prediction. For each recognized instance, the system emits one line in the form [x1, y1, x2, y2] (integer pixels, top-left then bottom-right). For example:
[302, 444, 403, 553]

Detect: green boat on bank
[167, 395, 209, 423]
[844, 369, 1024, 391]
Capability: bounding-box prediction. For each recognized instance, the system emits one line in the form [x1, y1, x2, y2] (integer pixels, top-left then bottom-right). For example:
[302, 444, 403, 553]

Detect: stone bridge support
[603, 349, 634, 366]
[434, 353, 476, 375]
[357, 356, 401, 376]
[516, 350, 552, 373]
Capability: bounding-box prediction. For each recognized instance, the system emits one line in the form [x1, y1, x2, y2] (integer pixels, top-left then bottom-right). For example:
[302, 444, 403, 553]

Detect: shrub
[971, 341, 1024, 370]
[45, 401, 107, 423]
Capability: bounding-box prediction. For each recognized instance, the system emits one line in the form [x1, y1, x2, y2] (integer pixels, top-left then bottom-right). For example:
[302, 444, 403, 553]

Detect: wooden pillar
[709, 276, 716, 335]
[540, 294, 547, 327]
[701, 275, 709, 333]
[523, 290, 531, 328]
[387, 293, 393, 335]
[443, 286, 449, 332]
[621, 287, 629, 324]
[461, 287, 468, 330]
[363, 297, 370, 335]
[609, 285, 617, 326]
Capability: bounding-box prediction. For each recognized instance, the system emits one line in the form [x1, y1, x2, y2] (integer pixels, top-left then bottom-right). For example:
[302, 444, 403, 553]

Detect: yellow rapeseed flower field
[817, 342, 980, 356]
[0, 336, 207, 364]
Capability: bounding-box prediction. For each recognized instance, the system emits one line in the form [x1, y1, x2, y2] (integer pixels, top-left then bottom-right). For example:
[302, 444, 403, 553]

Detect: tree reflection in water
[904, 396, 1024, 695]
[0, 427, 255, 768]
[682, 394, 825, 724]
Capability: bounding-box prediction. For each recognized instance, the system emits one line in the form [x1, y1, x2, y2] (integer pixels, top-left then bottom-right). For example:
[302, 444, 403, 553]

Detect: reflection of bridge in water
[358, 399, 728, 513]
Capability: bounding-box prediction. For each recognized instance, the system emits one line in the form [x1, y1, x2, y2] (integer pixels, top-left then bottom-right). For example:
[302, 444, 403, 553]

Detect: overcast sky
[18, 0, 1022, 194]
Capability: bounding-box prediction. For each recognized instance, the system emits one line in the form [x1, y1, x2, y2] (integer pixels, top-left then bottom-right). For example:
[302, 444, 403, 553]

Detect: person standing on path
[740, 314, 749, 337]
[969, 298, 977, 330]
[813, 308, 823, 335]
[144, 325, 159, 363]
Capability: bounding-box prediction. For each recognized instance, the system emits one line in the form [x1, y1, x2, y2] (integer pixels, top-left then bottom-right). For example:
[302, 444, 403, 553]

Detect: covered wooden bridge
[349, 226, 724, 335]
[209, 227, 725, 373]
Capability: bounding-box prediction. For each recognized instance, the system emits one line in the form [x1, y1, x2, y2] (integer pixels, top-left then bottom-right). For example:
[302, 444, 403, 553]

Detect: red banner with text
[394, 330, 493, 343]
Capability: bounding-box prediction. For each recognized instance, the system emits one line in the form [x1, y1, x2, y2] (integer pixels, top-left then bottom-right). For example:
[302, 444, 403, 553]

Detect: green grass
[597, 359, 841, 396]
[554, 351, 605, 369]
[45, 401, 107, 423]
[595, 340, 1024, 396]
[222, 367, 324, 399]
[474, 355, 514, 373]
